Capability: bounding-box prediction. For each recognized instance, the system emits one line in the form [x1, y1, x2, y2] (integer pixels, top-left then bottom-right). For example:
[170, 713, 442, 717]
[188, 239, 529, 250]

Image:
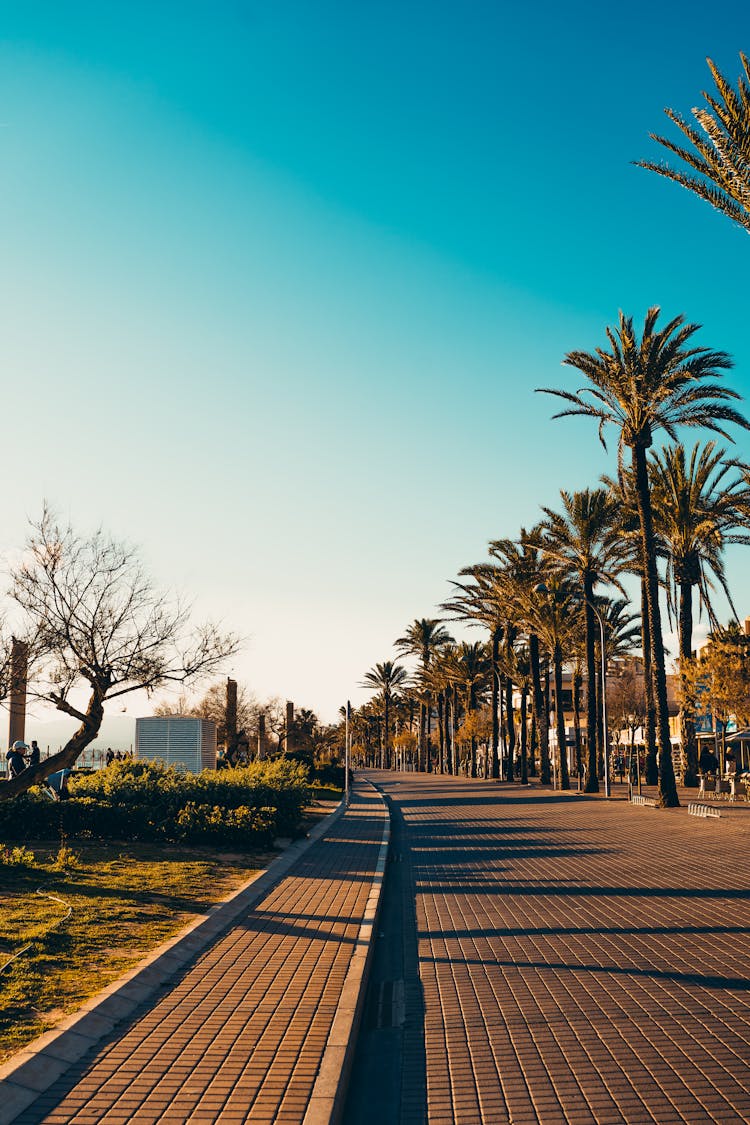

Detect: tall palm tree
[452, 641, 491, 778]
[649, 441, 750, 785]
[539, 307, 748, 806]
[537, 489, 625, 792]
[506, 641, 531, 784]
[489, 533, 553, 784]
[443, 568, 507, 779]
[602, 466, 660, 784]
[517, 567, 578, 790]
[636, 53, 750, 235]
[595, 594, 642, 778]
[394, 619, 454, 771]
[361, 661, 409, 769]
[427, 642, 460, 775]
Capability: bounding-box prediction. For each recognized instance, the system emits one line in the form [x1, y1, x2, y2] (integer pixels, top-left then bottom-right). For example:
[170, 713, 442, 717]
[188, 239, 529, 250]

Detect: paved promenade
[3, 782, 387, 1125]
[352, 772, 750, 1124]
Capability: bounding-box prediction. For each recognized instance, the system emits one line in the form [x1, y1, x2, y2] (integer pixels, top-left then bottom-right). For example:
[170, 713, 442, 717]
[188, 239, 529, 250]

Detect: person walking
[29, 740, 41, 768]
[6, 741, 28, 778]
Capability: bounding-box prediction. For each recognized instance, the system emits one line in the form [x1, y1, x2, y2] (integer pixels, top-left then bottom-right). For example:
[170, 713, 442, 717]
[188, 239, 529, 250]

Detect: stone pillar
[286, 700, 294, 756]
[8, 637, 28, 748]
[225, 678, 238, 762]
[257, 713, 267, 760]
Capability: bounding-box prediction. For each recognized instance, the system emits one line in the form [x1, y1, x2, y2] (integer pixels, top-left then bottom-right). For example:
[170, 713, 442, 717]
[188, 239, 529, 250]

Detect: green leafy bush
[0, 843, 36, 867]
[310, 763, 348, 790]
[0, 759, 309, 848]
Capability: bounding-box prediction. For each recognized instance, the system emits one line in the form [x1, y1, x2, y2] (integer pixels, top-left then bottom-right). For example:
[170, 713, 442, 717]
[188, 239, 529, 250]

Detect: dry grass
[0, 840, 272, 1061]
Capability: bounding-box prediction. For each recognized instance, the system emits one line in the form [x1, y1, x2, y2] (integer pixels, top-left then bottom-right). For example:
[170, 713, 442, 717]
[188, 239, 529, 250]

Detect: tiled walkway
[371, 773, 750, 1124]
[10, 783, 386, 1125]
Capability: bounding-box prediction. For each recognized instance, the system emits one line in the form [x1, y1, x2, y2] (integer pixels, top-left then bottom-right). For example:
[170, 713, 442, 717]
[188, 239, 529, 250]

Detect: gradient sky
[1, 1, 749, 725]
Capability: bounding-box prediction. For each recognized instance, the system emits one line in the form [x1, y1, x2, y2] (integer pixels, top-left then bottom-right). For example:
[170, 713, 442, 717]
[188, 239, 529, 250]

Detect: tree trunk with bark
[641, 576, 659, 785]
[553, 640, 570, 789]
[530, 634, 551, 784]
[0, 681, 107, 801]
[679, 578, 698, 787]
[632, 442, 679, 807]
[583, 571, 599, 792]
[505, 672, 516, 781]
[520, 687, 529, 784]
[573, 667, 583, 787]
[490, 627, 501, 779]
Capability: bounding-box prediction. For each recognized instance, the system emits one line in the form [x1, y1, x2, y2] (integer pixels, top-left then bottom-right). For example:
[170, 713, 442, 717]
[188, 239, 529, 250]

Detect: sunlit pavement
[349, 770, 750, 1124]
[5, 782, 387, 1125]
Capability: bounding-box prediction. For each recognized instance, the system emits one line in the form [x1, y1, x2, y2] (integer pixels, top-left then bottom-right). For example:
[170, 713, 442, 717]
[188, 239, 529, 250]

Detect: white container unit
[135, 717, 217, 772]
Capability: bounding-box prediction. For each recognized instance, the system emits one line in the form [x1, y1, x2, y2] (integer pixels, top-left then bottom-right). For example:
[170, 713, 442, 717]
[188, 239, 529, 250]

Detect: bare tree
[1, 509, 239, 800]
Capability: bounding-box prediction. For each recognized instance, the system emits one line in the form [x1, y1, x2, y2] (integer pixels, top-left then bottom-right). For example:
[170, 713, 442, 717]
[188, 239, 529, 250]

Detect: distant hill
[18, 715, 137, 754]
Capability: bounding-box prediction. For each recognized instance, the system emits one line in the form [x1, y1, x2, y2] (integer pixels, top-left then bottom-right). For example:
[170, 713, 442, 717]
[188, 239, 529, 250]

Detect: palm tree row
[354, 310, 750, 806]
[355, 54, 750, 803]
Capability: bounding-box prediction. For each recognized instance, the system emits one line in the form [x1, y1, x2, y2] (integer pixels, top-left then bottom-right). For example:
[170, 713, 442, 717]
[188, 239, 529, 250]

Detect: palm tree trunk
[641, 576, 658, 785]
[437, 691, 445, 774]
[426, 691, 433, 773]
[505, 670, 516, 780]
[632, 443, 679, 807]
[530, 709, 537, 776]
[544, 658, 553, 782]
[596, 640, 605, 779]
[679, 579, 698, 787]
[530, 634, 551, 784]
[573, 666, 582, 786]
[490, 628, 500, 779]
[520, 687, 529, 784]
[418, 701, 426, 772]
[468, 687, 477, 778]
[498, 672, 506, 778]
[554, 639, 570, 789]
[383, 697, 390, 769]
[583, 571, 599, 793]
[452, 684, 460, 775]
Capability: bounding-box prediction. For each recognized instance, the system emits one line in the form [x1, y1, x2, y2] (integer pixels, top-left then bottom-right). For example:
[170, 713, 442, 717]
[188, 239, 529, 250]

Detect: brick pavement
[371, 772, 750, 1124]
[6, 781, 387, 1125]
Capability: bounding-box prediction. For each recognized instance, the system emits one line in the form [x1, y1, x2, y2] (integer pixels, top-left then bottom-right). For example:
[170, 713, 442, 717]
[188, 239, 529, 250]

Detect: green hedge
[0, 759, 310, 847]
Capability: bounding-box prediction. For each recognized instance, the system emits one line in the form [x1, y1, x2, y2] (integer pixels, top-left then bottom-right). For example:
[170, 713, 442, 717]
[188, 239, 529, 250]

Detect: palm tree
[602, 466, 660, 784]
[522, 571, 579, 790]
[539, 307, 748, 806]
[360, 661, 409, 769]
[443, 569, 507, 779]
[537, 489, 625, 792]
[649, 441, 750, 785]
[636, 53, 750, 235]
[595, 595, 642, 780]
[489, 533, 553, 784]
[394, 619, 454, 771]
[427, 642, 460, 774]
[506, 641, 531, 784]
[452, 641, 491, 778]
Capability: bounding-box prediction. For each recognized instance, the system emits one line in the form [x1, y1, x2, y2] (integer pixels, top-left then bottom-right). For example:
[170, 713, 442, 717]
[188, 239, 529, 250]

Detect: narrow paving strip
[6, 781, 387, 1125]
[371, 773, 750, 1125]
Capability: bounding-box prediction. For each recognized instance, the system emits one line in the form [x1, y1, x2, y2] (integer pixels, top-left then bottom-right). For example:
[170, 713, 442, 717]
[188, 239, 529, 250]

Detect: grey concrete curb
[0, 797, 348, 1125]
[302, 781, 390, 1125]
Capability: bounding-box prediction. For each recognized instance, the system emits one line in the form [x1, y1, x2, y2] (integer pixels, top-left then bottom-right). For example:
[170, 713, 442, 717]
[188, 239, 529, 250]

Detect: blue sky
[1, 2, 749, 724]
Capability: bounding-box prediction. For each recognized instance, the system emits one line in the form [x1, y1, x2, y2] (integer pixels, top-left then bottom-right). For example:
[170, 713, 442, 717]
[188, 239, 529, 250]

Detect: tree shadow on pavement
[344, 797, 427, 1125]
[425, 954, 750, 992]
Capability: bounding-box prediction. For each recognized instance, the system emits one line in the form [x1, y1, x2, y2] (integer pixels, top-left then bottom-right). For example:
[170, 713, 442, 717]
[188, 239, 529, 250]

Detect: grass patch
[0, 839, 271, 1061]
